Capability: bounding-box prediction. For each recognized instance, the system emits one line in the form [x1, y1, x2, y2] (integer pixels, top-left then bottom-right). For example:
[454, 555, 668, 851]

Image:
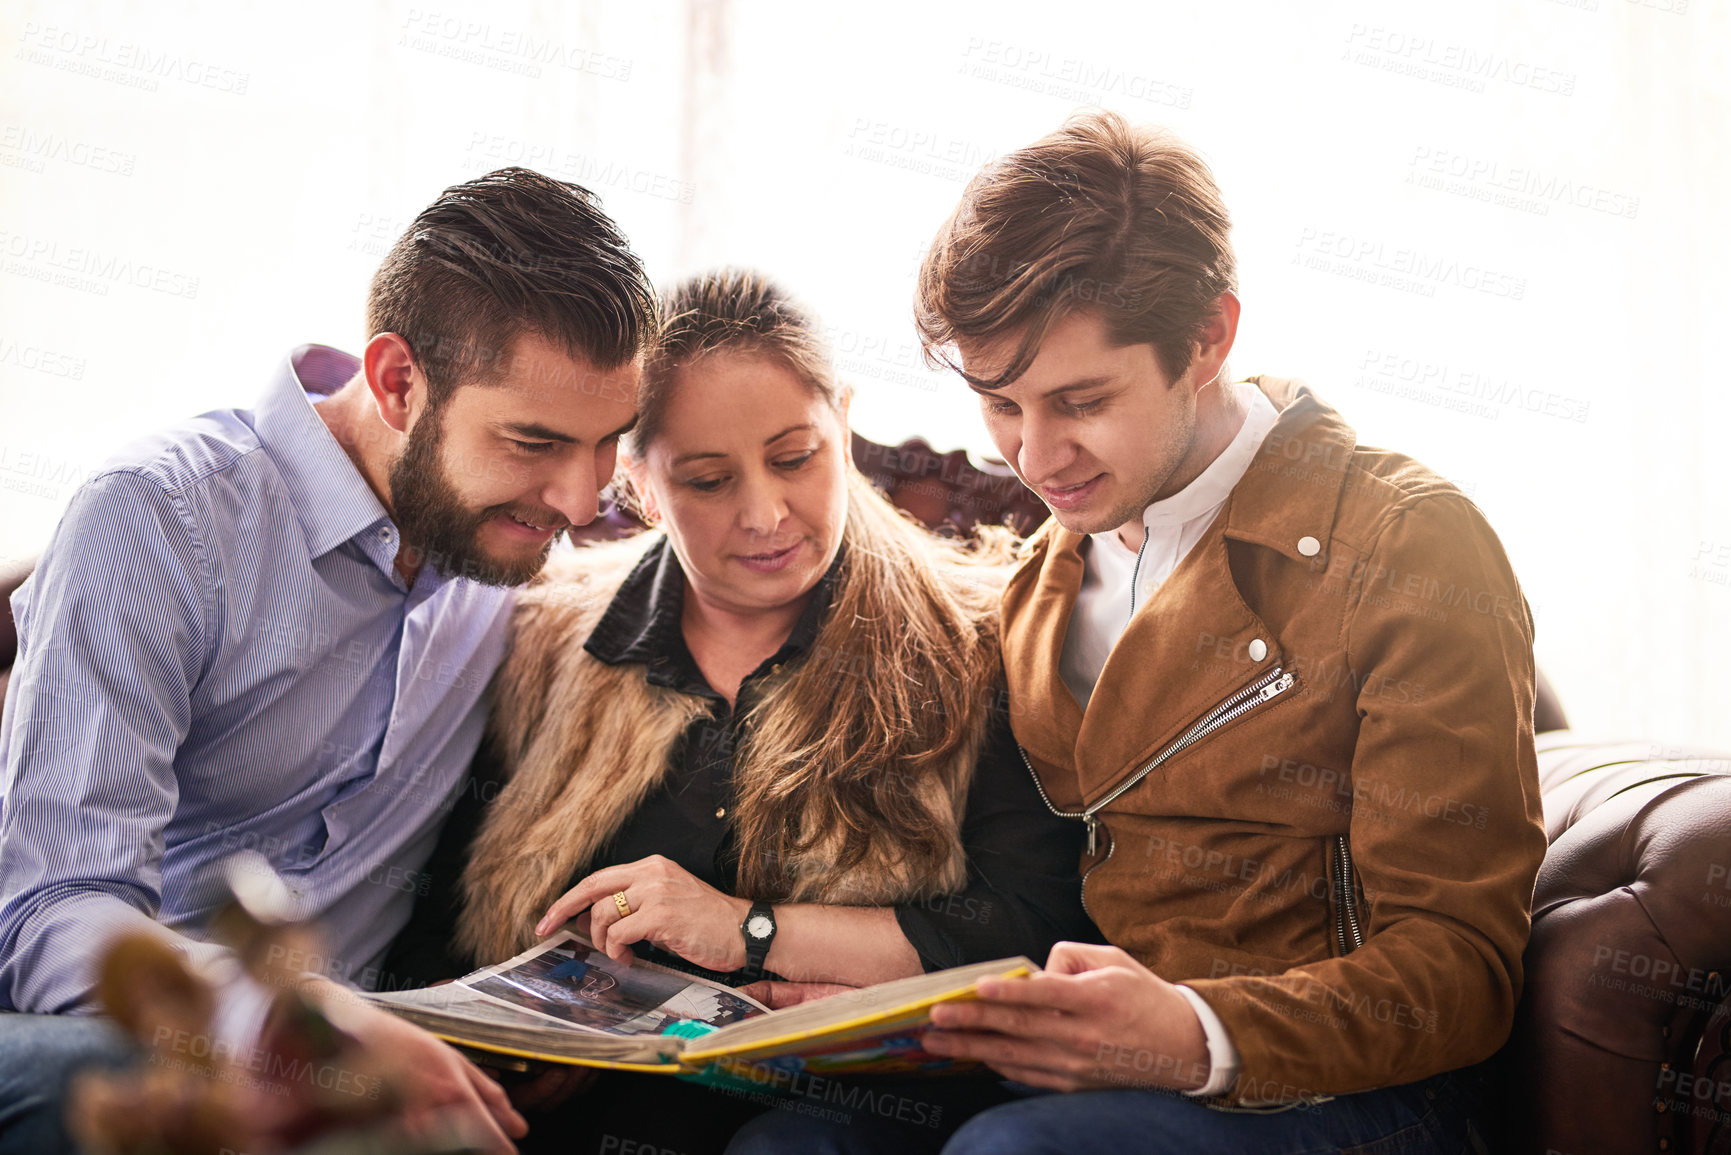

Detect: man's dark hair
[916, 110, 1236, 389]
[366, 167, 657, 405]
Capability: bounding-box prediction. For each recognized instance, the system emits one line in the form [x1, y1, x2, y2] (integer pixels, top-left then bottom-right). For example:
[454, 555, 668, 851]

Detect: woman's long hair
[632, 269, 1016, 899]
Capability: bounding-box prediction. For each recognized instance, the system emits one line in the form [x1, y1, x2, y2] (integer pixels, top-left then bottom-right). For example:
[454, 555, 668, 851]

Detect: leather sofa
[3, 436, 1728, 1154]
[1489, 735, 1731, 1154]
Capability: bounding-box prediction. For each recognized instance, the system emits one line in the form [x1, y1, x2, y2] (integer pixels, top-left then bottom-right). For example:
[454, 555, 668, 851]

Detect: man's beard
[387, 408, 562, 588]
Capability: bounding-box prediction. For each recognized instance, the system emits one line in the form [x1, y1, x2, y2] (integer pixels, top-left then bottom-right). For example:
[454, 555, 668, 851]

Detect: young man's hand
[922, 942, 1211, 1093]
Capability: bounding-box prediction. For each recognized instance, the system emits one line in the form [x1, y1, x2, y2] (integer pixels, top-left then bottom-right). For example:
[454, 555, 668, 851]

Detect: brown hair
[365, 167, 657, 407]
[915, 109, 1236, 388]
[634, 269, 1015, 897]
[628, 268, 835, 457]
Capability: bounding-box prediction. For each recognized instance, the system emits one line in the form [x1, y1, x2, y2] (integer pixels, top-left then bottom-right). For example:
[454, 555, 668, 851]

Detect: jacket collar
[1005, 377, 1357, 791]
[1032, 376, 1356, 574]
[1220, 376, 1356, 569]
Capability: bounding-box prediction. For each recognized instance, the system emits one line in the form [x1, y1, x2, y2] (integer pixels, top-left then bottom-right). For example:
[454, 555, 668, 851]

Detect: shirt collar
[251, 344, 395, 562]
[584, 535, 843, 694]
[1093, 380, 1287, 561]
[1034, 376, 1361, 573]
[1100, 381, 1280, 550]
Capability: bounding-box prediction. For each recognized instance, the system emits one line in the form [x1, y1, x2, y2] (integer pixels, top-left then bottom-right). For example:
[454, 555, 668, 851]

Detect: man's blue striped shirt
[0, 345, 515, 1011]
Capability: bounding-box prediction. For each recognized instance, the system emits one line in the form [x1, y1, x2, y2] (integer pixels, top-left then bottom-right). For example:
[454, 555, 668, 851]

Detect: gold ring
[613, 891, 632, 918]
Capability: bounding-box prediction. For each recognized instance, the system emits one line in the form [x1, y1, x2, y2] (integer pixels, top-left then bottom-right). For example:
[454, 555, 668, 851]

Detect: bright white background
[2, 0, 1727, 746]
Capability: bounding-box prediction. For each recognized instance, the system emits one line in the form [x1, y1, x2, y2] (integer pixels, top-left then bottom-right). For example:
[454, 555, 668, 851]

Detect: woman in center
[404, 268, 1093, 1152]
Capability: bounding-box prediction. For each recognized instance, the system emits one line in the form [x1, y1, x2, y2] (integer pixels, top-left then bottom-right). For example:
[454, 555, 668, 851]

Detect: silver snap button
[1247, 638, 1268, 662]
[1297, 535, 1321, 557]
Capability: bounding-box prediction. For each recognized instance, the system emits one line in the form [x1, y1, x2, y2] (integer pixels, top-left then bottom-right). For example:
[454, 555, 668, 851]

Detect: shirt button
[1247, 638, 1268, 662]
[1297, 535, 1321, 557]
[715, 807, 727, 819]
[378, 526, 394, 540]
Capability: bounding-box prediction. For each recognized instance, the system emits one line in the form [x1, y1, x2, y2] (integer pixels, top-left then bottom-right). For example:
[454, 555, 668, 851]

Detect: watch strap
[741, 899, 776, 978]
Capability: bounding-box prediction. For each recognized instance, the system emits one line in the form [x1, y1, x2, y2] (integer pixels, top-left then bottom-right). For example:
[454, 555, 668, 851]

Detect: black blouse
[384, 538, 1099, 989]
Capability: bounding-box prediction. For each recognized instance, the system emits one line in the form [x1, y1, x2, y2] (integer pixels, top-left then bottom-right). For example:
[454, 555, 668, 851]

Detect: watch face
[746, 914, 774, 939]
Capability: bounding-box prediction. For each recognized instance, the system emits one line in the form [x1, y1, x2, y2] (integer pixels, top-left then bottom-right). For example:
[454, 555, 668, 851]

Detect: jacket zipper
[1127, 526, 1152, 615]
[1331, 833, 1366, 954]
[1017, 665, 1298, 912]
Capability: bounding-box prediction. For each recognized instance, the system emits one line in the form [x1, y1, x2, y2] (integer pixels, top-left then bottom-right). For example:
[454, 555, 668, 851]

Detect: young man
[0, 167, 651, 1154]
[907, 112, 1548, 1152]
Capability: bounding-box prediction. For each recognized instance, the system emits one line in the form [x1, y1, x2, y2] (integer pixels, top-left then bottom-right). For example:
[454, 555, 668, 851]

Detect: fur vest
[455, 533, 997, 965]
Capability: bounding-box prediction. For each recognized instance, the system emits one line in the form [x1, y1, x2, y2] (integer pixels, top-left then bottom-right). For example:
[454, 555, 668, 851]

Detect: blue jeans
[728, 1071, 1489, 1155]
[0, 1013, 138, 1155]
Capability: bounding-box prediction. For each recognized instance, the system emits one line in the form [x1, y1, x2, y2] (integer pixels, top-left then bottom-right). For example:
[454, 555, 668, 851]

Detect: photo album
[365, 930, 1033, 1081]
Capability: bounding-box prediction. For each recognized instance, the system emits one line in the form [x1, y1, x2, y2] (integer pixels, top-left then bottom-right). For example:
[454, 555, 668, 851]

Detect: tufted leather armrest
[1491, 735, 1731, 1154]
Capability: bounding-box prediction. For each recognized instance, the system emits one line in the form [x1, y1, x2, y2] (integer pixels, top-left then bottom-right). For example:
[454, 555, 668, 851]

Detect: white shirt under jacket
[1058, 381, 1280, 1097]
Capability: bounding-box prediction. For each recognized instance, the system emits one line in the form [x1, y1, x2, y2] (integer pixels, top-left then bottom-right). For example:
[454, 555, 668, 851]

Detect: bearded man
[0, 167, 650, 1154]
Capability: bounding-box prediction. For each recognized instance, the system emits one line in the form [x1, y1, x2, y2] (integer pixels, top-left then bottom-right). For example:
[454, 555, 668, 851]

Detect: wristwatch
[739, 900, 777, 978]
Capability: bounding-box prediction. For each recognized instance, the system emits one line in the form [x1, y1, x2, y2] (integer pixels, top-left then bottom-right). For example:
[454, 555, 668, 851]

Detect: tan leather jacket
[1002, 377, 1547, 1105]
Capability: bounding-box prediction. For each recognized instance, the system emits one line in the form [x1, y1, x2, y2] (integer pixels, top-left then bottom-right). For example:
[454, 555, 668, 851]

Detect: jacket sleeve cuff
[1175, 984, 1239, 1097]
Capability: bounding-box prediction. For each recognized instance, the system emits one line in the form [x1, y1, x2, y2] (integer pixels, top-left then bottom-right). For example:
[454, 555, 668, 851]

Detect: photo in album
[462, 932, 764, 1036]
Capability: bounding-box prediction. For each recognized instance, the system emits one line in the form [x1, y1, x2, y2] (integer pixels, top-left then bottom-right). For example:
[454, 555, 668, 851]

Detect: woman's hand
[535, 854, 752, 972]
